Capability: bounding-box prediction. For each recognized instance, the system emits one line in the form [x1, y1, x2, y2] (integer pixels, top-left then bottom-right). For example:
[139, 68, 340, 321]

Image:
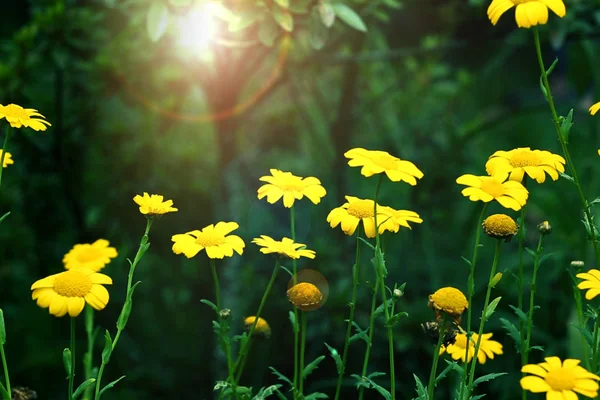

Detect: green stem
[0, 345, 10, 397]
[69, 317, 76, 400]
[299, 311, 307, 396]
[459, 203, 488, 400]
[0, 126, 11, 192]
[233, 260, 280, 383]
[358, 280, 380, 400]
[466, 240, 502, 396]
[93, 218, 153, 400]
[592, 307, 600, 370]
[334, 228, 362, 400]
[83, 306, 95, 400]
[427, 320, 446, 400]
[290, 206, 300, 399]
[211, 259, 222, 311]
[533, 28, 600, 266]
[573, 275, 592, 370]
[517, 185, 528, 376]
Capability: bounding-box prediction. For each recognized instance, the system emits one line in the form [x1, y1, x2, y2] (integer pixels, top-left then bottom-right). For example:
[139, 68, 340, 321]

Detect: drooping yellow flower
[0, 150, 13, 168]
[486, 148, 565, 184]
[244, 316, 271, 338]
[172, 222, 245, 259]
[31, 268, 112, 317]
[521, 357, 600, 399]
[482, 214, 518, 241]
[378, 206, 423, 232]
[0, 104, 51, 131]
[252, 236, 316, 259]
[133, 192, 178, 216]
[326, 196, 385, 238]
[287, 282, 323, 311]
[344, 147, 424, 185]
[257, 169, 326, 208]
[456, 174, 528, 211]
[62, 239, 118, 272]
[589, 102, 600, 116]
[576, 269, 600, 300]
[487, 0, 566, 28]
[429, 287, 468, 322]
[440, 333, 503, 364]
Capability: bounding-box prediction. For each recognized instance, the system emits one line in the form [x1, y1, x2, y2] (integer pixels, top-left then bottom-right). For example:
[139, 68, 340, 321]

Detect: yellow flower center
[545, 368, 577, 391]
[373, 154, 397, 170]
[195, 232, 225, 247]
[53, 270, 92, 297]
[2, 104, 28, 119]
[76, 247, 103, 262]
[480, 179, 505, 198]
[347, 201, 375, 219]
[287, 282, 323, 311]
[483, 214, 518, 240]
[509, 150, 540, 167]
[429, 287, 469, 318]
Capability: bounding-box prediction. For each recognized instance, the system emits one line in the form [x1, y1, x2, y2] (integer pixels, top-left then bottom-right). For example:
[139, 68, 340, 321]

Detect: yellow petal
[522, 364, 548, 377]
[539, 0, 566, 17]
[520, 376, 551, 392]
[67, 297, 86, 317]
[49, 296, 69, 317]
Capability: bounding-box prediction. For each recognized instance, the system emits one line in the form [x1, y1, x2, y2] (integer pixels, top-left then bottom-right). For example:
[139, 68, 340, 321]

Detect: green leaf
[72, 378, 96, 400]
[509, 305, 528, 324]
[0, 211, 10, 225]
[259, 17, 279, 47]
[435, 360, 462, 384]
[538, 58, 558, 100]
[319, 2, 335, 27]
[98, 375, 126, 399]
[461, 256, 472, 267]
[272, 5, 293, 32]
[288, 0, 312, 13]
[302, 355, 325, 379]
[269, 367, 293, 386]
[559, 109, 573, 143]
[303, 393, 328, 400]
[349, 321, 369, 344]
[309, 6, 328, 50]
[116, 279, 140, 330]
[331, 3, 367, 32]
[63, 348, 72, 376]
[101, 330, 113, 364]
[559, 172, 575, 184]
[364, 376, 391, 400]
[229, 10, 261, 33]
[253, 384, 283, 400]
[350, 374, 370, 389]
[472, 372, 507, 387]
[0, 381, 9, 400]
[571, 324, 594, 348]
[386, 312, 409, 327]
[200, 299, 219, 313]
[413, 374, 429, 399]
[529, 345, 545, 353]
[500, 318, 522, 350]
[205, 2, 235, 22]
[274, 0, 289, 8]
[324, 342, 343, 375]
[146, 3, 169, 42]
[539, 253, 555, 266]
[0, 309, 5, 345]
[484, 296, 502, 320]
[289, 311, 298, 333]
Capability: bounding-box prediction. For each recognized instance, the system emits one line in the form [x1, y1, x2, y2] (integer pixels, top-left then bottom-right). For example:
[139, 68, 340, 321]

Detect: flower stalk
[290, 205, 301, 399]
[69, 317, 76, 400]
[0, 126, 11, 192]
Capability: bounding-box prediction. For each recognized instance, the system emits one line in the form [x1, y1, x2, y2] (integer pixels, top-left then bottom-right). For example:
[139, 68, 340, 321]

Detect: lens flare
[176, 6, 216, 54]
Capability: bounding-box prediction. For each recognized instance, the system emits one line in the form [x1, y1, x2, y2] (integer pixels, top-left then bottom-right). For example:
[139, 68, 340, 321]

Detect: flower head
[440, 332, 503, 364]
[486, 148, 565, 184]
[287, 282, 323, 311]
[538, 220, 552, 235]
[257, 169, 326, 208]
[482, 214, 518, 241]
[456, 174, 528, 211]
[0, 104, 51, 131]
[244, 316, 271, 338]
[63, 239, 118, 272]
[429, 287, 468, 322]
[576, 269, 600, 300]
[252, 236, 316, 259]
[589, 102, 600, 116]
[133, 193, 178, 216]
[378, 206, 423, 232]
[0, 150, 13, 168]
[344, 148, 424, 185]
[521, 357, 600, 399]
[172, 222, 245, 259]
[31, 268, 112, 317]
[487, 0, 566, 28]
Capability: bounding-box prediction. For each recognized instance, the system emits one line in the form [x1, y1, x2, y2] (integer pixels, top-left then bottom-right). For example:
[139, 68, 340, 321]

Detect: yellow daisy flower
[287, 282, 323, 311]
[344, 147, 424, 185]
[0, 150, 13, 168]
[171, 222, 245, 259]
[429, 287, 468, 322]
[252, 236, 316, 259]
[576, 269, 600, 300]
[31, 268, 112, 317]
[456, 174, 529, 211]
[521, 357, 600, 399]
[590, 102, 600, 116]
[482, 214, 518, 242]
[486, 147, 565, 184]
[133, 192, 178, 216]
[487, 0, 566, 28]
[244, 316, 271, 338]
[440, 333, 503, 364]
[257, 169, 326, 208]
[378, 206, 423, 232]
[62, 239, 118, 272]
[0, 104, 51, 131]
[326, 196, 384, 238]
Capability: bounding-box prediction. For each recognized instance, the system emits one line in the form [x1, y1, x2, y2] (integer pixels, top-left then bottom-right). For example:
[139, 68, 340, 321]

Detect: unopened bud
[571, 260, 585, 271]
[393, 288, 403, 298]
[537, 221, 552, 235]
[490, 272, 503, 287]
[219, 308, 231, 319]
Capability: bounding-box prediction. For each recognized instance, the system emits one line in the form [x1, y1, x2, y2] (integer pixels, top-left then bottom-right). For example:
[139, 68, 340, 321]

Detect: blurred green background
[1, 0, 600, 399]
